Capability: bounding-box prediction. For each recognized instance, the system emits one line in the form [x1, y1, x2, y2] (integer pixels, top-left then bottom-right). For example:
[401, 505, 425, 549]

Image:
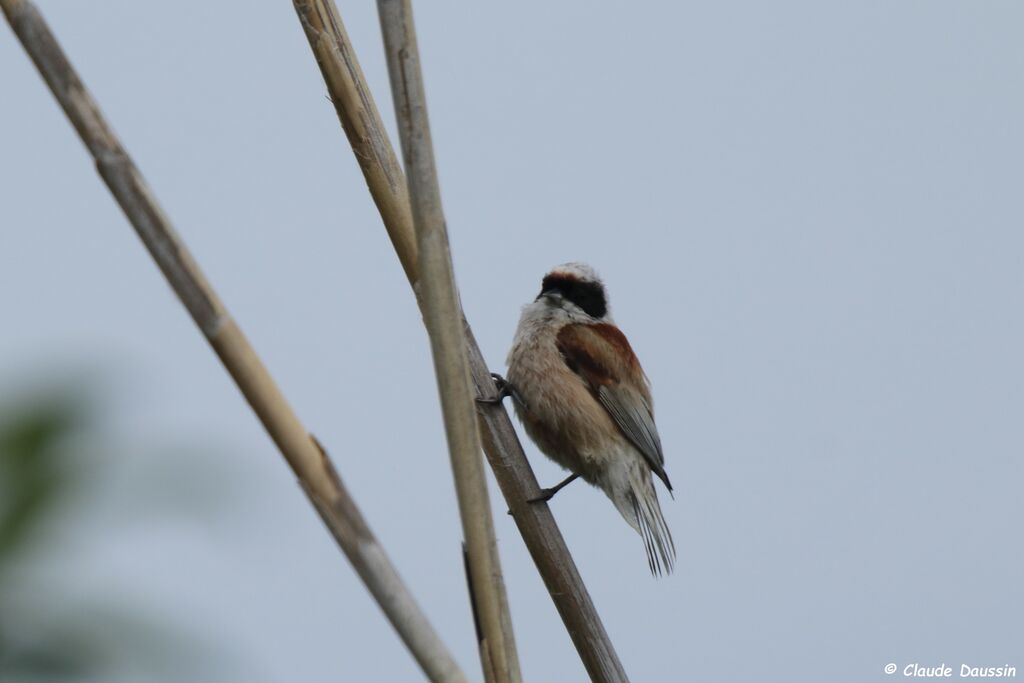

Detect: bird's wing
[555, 323, 672, 491]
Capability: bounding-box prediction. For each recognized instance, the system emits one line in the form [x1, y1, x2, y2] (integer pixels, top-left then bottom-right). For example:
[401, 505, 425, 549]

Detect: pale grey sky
[2, 1, 1022, 681]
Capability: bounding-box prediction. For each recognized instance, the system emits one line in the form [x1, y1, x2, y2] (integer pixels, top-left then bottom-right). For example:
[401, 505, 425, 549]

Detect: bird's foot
[526, 473, 579, 504]
[476, 373, 527, 411]
[526, 488, 558, 504]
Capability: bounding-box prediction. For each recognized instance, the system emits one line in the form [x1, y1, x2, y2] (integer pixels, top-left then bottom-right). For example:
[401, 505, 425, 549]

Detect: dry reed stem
[376, 2, 522, 682]
[292, 1, 630, 680]
[1, 2, 467, 681]
[292, 0, 418, 289]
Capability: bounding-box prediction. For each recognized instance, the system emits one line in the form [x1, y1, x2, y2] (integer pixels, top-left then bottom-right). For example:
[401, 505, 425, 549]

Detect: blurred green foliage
[0, 394, 98, 681]
[0, 386, 225, 683]
[0, 397, 80, 571]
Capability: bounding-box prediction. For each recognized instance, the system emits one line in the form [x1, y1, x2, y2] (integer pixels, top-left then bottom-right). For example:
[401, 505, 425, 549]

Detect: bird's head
[536, 262, 608, 320]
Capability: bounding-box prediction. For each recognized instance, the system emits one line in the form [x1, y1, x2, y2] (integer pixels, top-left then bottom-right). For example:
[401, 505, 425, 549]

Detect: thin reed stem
[376, 2, 522, 682]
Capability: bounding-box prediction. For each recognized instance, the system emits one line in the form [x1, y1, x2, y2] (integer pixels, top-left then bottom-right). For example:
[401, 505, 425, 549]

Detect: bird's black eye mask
[538, 274, 607, 319]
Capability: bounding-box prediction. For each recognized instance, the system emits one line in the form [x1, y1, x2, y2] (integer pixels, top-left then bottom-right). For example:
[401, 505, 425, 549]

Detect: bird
[492, 262, 675, 575]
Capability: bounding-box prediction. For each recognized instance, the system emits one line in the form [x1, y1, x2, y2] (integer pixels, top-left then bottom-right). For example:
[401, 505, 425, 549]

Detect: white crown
[547, 262, 601, 283]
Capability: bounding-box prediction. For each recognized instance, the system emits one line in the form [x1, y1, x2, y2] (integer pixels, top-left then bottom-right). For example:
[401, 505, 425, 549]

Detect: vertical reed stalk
[376, 2, 522, 682]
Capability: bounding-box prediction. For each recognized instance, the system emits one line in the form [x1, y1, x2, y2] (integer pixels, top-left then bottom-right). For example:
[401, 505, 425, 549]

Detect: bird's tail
[611, 472, 676, 576]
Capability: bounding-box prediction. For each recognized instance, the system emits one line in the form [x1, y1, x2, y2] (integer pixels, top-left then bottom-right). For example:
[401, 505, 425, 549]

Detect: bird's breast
[507, 323, 624, 478]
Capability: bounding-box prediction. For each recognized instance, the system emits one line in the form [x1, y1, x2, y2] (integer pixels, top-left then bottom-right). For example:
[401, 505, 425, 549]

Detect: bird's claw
[476, 373, 527, 411]
[526, 488, 558, 504]
[526, 473, 579, 504]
